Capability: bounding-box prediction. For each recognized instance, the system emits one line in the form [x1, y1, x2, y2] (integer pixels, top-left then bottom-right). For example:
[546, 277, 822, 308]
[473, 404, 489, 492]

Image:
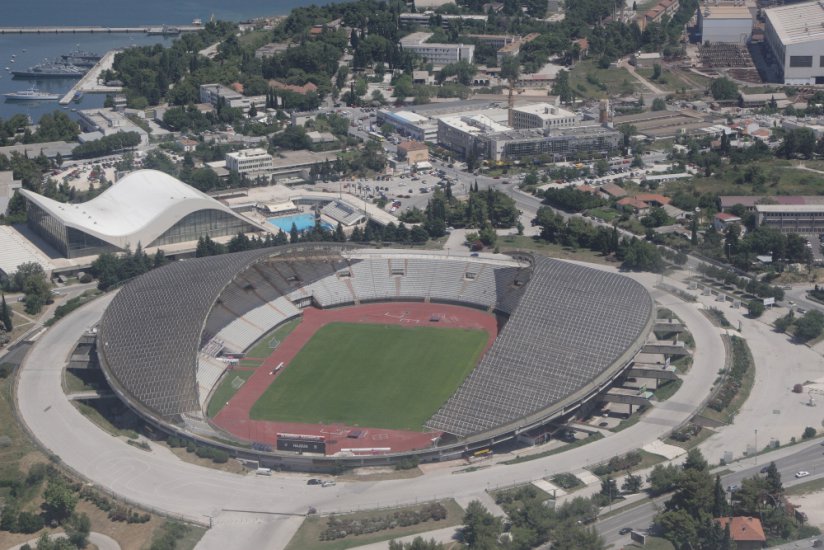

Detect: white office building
[511, 103, 578, 131]
[764, 0, 824, 85]
[225, 148, 274, 174]
[399, 32, 474, 65]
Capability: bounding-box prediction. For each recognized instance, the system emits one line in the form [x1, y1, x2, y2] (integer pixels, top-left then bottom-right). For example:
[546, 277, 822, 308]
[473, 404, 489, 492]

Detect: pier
[59, 50, 122, 105]
[0, 25, 201, 35]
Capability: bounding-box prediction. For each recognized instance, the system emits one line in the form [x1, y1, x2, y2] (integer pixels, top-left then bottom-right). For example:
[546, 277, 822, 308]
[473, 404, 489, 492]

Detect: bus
[368, 131, 386, 142]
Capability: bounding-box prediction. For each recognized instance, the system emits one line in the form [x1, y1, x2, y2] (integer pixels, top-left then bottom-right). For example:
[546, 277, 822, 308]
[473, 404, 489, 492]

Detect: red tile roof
[716, 517, 766, 543]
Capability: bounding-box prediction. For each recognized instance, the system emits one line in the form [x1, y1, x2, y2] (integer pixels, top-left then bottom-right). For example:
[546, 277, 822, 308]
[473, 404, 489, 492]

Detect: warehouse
[764, 0, 824, 85]
[697, 3, 754, 45]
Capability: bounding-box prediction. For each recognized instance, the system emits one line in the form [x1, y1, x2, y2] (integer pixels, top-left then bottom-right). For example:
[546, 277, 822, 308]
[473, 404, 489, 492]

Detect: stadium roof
[764, 1, 824, 45]
[19, 170, 262, 250]
[98, 246, 653, 441]
[428, 256, 653, 437]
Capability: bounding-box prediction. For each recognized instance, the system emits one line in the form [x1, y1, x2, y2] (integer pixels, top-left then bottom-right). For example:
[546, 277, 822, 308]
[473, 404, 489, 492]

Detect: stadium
[96, 243, 655, 469]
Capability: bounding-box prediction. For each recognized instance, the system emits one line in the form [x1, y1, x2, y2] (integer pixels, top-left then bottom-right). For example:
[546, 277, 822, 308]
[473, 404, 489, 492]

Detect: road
[598, 439, 824, 546]
[14, 267, 728, 549]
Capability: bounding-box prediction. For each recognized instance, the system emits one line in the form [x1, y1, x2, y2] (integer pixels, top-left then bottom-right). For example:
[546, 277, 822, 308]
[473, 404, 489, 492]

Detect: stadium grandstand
[19, 169, 264, 258]
[96, 244, 654, 466]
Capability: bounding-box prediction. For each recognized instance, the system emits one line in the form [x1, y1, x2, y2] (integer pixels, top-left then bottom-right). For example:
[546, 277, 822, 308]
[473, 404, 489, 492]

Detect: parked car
[307, 478, 322, 485]
[619, 527, 633, 536]
[322, 480, 336, 487]
[795, 471, 811, 478]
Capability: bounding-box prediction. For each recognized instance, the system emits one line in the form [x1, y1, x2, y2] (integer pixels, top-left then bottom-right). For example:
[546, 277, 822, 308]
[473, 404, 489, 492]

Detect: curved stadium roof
[97, 246, 654, 441]
[19, 169, 259, 250]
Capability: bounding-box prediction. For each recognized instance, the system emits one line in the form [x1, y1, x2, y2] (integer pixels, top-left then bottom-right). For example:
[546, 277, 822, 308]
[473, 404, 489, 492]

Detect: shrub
[803, 427, 817, 439]
[16, 511, 44, 533]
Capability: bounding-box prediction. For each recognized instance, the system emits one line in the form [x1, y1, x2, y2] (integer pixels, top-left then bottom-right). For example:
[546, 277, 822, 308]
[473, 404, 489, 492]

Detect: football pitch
[249, 322, 489, 431]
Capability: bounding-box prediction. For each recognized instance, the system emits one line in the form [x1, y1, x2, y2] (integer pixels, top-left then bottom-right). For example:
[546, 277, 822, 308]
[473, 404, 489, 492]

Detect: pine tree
[1, 294, 12, 332]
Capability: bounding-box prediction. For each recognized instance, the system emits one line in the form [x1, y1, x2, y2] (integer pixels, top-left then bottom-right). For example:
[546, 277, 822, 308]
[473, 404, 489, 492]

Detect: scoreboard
[276, 433, 326, 454]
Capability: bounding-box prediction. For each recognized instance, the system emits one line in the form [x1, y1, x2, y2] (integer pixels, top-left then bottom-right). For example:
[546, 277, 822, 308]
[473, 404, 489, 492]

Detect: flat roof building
[226, 148, 274, 175]
[376, 110, 438, 141]
[399, 32, 475, 66]
[764, 0, 824, 84]
[511, 103, 577, 130]
[698, 4, 754, 45]
[19, 170, 262, 258]
[755, 203, 824, 234]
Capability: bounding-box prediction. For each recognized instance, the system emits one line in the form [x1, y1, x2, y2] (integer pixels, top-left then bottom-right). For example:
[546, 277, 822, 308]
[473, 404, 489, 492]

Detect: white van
[256, 467, 272, 476]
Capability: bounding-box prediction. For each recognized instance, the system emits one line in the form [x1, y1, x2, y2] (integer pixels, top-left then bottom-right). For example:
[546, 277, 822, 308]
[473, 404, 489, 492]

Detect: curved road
[16, 274, 725, 548]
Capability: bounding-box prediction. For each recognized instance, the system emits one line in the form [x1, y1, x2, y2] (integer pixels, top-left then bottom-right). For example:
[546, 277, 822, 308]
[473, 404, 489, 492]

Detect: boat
[72, 91, 83, 102]
[11, 61, 85, 79]
[4, 86, 61, 101]
[60, 48, 102, 68]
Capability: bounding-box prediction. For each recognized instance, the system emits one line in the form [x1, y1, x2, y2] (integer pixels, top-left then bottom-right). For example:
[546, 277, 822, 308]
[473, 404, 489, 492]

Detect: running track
[212, 302, 498, 454]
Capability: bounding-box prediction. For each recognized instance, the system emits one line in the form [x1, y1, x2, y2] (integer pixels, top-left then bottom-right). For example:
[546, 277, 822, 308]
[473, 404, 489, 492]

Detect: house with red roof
[715, 517, 766, 550]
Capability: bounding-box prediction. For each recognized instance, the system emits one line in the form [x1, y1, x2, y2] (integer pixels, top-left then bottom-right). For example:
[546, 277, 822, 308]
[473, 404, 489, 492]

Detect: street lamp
[754, 429, 758, 465]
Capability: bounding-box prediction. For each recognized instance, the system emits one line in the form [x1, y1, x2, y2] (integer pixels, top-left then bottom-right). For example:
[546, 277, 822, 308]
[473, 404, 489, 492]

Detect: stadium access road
[16, 275, 724, 548]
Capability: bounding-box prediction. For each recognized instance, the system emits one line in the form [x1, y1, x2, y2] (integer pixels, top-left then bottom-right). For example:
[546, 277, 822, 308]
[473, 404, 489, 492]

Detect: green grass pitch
[249, 322, 489, 431]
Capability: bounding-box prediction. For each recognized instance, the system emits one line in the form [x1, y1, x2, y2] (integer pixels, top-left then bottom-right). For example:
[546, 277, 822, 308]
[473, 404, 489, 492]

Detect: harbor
[0, 24, 201, 35]
[58, 50, 122, 105]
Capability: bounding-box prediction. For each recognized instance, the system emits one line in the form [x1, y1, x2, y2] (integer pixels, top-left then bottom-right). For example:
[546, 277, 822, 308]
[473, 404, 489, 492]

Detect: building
[496, 33, 540, 65]
[225, 148, 274, 175]
[0, 171, 22, 215]
[632, 52, 662, 68]
[399, 32, 475, 65]
[399, 12, 488, 28]
[76, 108, 149, 145]
[698, 4, 754, 45]
[638, 0, 680, 31]
[715, 517, 766, 550]
[739, 92, 789, 108]
[464, 34, 517, 49]
[376, 110, 438, 141]
[719, 195, 824, 212]
[714, 212, 743, 232]
[511, 103, 577, 131]
[254, 42, 290, 59]
[438, 115, 620, 163]
[397, 141, 430, 165]
[199, 84, 265, 111]
[764, 0, 824, 85]
[19, 170, 262, 258]
[600, 182, 627, 200]
[268, 80, 318, 96]
[755, 204, 824, 234]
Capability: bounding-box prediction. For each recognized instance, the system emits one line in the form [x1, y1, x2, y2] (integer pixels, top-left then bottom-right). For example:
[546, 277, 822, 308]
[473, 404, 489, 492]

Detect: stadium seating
[196, 354, 228, 408]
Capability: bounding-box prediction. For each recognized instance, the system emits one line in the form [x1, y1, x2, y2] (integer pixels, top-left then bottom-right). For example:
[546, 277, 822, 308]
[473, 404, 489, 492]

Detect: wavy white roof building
[20, 170, 262, 258]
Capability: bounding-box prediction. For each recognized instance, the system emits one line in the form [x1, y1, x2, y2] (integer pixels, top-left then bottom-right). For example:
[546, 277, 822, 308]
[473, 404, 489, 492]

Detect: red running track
[211, 302, 498, 455]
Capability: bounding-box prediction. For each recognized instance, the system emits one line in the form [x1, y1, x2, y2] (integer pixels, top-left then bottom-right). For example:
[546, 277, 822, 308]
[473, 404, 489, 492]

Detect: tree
[747, 299, 765, 318]
[652, 63, 662, 80]
[43, 477, 78, 522]
[65, 512, 90, 548]
[764, 462, 783, 497]
[712, 475, 730, 517]
[461, 500, 501, 549]
[0, 294, 12, 332]
[794, 310, 824, 342]
[622, 473, 643, 493]
[710, 77, 738, 101]
[652, 97, 667, 111]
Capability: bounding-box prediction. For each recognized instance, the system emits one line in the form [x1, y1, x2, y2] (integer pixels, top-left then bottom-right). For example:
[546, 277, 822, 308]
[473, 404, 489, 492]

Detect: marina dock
[0, 25, 200, 35]
[59, 50, 122, 105]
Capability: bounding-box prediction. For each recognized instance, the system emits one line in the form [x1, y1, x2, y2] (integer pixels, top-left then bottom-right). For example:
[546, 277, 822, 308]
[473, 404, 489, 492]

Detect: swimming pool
[267, 213, 333, 233]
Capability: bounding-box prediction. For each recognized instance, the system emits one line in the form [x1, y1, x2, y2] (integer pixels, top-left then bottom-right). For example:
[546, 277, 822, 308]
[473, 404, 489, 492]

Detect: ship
[60, 49, 102, 68]
[4, 86, 60, 101]
[12, 61, 85, 79]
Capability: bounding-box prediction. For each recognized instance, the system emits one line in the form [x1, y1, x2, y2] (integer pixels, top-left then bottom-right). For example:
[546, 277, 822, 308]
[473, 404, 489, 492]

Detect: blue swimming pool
[267, 213, 333, 233]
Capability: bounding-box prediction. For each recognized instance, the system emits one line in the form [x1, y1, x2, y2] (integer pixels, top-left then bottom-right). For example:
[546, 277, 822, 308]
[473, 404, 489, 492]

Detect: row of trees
[71, 131, 141, 159]
[532, 207, 667, 272]
[462, 491, 605, 550]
